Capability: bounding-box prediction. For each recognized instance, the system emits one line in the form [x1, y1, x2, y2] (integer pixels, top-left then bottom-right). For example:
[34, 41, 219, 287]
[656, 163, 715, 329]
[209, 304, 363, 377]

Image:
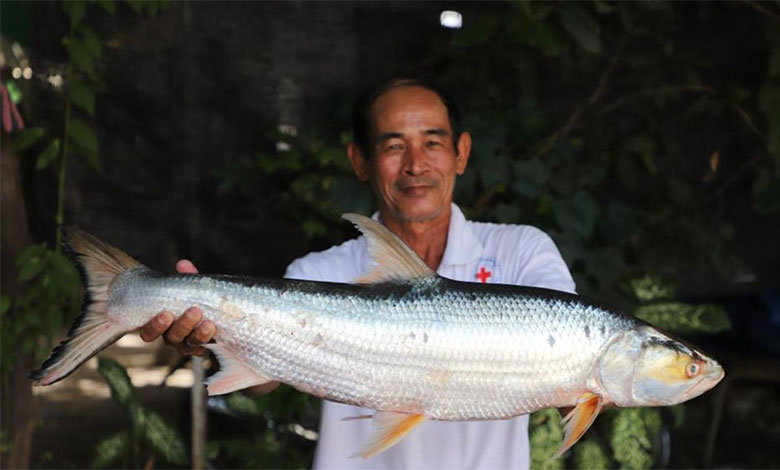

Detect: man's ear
[455, 132, 472, 175]
[347, 142, 370, 181]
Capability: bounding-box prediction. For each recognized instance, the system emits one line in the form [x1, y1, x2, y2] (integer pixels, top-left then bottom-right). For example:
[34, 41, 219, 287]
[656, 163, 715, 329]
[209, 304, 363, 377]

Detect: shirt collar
[439, 203, 483, 269]
[369, 203, 484, 270]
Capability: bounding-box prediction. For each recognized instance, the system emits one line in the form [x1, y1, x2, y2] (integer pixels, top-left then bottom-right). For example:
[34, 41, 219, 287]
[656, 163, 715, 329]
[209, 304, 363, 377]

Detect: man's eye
[387, 144, 403, 151]
[426, 140, 442, 148]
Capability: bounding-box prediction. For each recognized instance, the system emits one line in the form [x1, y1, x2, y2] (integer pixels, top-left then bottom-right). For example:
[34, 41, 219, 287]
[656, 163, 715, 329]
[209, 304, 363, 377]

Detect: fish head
[597, 327, 724, 407]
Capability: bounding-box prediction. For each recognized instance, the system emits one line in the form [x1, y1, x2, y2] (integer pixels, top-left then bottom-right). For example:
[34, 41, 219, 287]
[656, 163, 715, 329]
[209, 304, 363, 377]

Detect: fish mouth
[684, 361, 725, 400]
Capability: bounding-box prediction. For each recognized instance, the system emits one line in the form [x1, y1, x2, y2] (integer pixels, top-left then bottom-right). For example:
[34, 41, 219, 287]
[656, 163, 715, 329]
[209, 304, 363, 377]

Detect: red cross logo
[476, 266, 492, 283]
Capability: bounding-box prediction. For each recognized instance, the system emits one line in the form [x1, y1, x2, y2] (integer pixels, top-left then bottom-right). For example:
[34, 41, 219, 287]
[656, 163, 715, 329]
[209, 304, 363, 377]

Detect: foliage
[207, 386, 318, 468]
[92, 358, 187, 468]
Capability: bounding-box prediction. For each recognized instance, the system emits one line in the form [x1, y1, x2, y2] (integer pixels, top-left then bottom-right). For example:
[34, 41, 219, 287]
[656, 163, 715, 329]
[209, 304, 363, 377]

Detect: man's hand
[138, 259, 216, 356]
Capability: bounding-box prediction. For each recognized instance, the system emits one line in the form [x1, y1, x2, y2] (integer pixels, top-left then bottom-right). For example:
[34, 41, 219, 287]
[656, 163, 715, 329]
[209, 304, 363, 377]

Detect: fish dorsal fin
[342, 213, 436, 284]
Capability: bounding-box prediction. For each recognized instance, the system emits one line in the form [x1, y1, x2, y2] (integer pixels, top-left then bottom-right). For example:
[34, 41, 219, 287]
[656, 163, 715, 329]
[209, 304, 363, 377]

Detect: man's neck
[380, 206, 451, 271]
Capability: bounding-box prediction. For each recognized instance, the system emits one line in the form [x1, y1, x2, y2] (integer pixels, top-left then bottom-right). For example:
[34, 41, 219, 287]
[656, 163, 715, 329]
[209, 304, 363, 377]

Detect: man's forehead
[369, 86, 451, 132]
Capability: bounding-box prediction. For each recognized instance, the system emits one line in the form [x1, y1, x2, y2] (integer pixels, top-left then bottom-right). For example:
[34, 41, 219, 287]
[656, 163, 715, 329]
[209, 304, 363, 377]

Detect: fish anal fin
[351, 411, 426, 459]
[342, 213, 435, 283]
[203, 343, 272, 395]
[551, 392, 604, 459]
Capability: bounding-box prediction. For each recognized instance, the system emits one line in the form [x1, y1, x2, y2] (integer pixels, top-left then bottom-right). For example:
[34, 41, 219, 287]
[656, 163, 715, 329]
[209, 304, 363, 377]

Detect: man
[140, 78, 575, 469]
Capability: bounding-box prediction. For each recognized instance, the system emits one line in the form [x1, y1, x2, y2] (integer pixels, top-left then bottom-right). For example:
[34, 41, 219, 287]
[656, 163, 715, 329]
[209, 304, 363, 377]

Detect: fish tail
[29, 227, 144, 386]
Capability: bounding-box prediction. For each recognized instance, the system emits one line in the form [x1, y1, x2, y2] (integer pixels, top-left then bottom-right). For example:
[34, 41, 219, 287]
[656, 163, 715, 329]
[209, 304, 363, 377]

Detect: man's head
[347, 78, 471, 223]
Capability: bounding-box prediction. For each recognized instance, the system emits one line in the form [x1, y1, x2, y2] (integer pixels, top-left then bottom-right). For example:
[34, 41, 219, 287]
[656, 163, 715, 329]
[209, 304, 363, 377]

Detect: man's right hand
[138, 259, 216, 356]
[137, 259, 280, 395]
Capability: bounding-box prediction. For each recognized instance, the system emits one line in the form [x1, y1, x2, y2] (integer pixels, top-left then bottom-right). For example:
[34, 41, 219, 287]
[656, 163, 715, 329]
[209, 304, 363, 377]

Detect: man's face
[349, 85, 471, 223]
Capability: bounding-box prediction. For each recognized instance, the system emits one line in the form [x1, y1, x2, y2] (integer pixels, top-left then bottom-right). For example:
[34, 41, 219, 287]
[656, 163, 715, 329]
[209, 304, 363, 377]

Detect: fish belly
[114, 273, 631, 420]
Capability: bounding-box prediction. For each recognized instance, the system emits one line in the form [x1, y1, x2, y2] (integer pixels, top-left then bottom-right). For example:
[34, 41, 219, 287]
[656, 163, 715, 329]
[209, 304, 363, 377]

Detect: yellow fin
[342, 213, 435, 283]
[351, 411, 426, 459]
[552, 392, 604, 459]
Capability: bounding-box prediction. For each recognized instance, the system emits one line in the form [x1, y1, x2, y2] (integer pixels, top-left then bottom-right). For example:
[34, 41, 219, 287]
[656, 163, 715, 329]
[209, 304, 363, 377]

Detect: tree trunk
[1, 137, 36, 470]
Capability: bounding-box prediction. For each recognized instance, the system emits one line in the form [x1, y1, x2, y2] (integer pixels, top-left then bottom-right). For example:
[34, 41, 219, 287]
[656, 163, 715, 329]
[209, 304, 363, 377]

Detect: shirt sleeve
[513, 227, 577, 295]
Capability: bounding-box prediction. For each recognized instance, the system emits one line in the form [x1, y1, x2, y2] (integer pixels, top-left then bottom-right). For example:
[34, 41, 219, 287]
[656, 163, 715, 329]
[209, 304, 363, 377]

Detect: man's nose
[402, 145, 427, 175]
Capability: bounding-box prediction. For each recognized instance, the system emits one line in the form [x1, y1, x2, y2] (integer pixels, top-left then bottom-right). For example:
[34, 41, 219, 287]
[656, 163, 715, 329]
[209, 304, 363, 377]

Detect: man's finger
[165, 307, 203, 344]
[139, 312, 174, 342]
[190, 320, 216, 345]
[176, 259, 198, 274]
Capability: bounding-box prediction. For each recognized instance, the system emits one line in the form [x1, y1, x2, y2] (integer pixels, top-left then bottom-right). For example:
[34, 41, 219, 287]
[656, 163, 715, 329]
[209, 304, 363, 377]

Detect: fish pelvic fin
[551, 392, 604, 460]
[350, 411, 426, 459]
[30, 227, 144, 386]
[202, 343, 273, 395]
[342, 213, 435, 284]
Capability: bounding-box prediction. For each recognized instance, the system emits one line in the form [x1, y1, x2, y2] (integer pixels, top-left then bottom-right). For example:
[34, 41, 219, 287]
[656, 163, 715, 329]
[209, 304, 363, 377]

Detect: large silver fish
[31, 214, 724, 459]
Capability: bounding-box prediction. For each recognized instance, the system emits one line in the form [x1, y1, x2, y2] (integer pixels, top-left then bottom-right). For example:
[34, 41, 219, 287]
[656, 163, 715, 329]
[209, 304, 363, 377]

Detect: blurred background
[1, 1, 779, 468]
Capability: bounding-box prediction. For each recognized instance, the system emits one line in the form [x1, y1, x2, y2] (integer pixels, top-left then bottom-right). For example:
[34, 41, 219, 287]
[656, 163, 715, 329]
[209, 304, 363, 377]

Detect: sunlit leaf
[610, 408, 661, 469]
[225, 392, 263, 416]
[634, 302, 731, 334]
[12, 127, 45, 152]
[97, 357, 136, 406]
[91, 432, 129, 468]
[529, 408, 565, 468]
[36, 139, 61, 170]
[573, 437, 609, 469]
[624, 276, 676, 302]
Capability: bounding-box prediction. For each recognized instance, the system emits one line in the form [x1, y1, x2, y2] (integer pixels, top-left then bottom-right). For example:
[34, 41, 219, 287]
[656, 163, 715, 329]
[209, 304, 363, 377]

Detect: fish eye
[685, 361, 701, 378]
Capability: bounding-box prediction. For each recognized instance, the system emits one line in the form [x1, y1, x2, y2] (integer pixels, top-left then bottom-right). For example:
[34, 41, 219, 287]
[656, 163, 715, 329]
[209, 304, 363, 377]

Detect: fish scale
[31, 216, 724, 459]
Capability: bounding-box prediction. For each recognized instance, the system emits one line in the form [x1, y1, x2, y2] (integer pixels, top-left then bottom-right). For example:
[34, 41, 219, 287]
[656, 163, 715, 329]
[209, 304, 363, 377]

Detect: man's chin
[393, 205, 446, 223]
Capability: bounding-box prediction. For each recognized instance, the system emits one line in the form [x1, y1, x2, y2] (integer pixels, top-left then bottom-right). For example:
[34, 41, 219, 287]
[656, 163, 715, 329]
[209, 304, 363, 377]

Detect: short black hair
[352, 77, 463, 157]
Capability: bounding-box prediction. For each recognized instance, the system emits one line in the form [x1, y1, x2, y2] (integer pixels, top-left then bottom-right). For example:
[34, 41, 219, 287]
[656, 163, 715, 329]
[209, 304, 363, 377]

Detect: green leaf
[624, 276, 676, 302]
[0, 296, 11, 316]
[572, 437, 609, 469]
[62, 1, 85, 29]
[529, 409, 565, 468]
[68, 119, 100, 170]
[668, 178, 694, 205]
[753, 177, 780, 214]
[624, 136, 656, 174]
[13, 127, 45, 152]
[512, 158, 550, 198]
[97, 357, 136, 406]
[634, 302, 731, 335]
[36, 139, 61, 170]
[91, 432, 129, 468]
[18, 251, 43, 282]
[69, 79, 95, 116]
[610, 408, 661, 469]
[133, 407, 188, 465]
[97, 0, 117, 15]
[78, 25, 102, 59]
[560, 5, 602, 54]
[552, 190, 600, 239]
[67, 37, 94, 74]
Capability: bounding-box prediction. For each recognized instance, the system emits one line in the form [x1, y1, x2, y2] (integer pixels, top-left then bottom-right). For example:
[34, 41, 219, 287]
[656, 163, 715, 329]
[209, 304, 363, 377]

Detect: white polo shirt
[285, 204, 576, 470]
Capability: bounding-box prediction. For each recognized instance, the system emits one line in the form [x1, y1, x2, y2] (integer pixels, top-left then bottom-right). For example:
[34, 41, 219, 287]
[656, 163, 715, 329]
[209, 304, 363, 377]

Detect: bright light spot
[277, 124, 298, 136]
[22, 67, 32, 80]
[166, 368, 195, 388]
[0, 53, 6, 67]
[76, 379, 111, 398]
[12, 42, 23, 58]
[440, 10, 462, 29]
[12, 67, 22, 79]
[116, 333, 148, 348]
[127, 366, 169, 387]
[286, 423, 319, 441]
[48, 74, 64, 89]
[276, 141, 291, 152]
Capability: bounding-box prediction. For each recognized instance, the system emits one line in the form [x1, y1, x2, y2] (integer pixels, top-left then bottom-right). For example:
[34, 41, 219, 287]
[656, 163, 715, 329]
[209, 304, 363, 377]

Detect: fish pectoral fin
[552, 392, 604, 459]
[342, 213, 436, 283]
[350, 411, 426, 459]
[202, 343, 272, 395]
